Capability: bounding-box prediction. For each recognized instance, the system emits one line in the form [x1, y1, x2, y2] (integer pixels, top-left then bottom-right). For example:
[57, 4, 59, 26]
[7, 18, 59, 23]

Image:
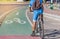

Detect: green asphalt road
[0, 6, 32, 35]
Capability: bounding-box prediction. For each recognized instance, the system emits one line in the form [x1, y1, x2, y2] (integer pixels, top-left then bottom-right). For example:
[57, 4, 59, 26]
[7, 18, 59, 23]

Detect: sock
[32, 31, 35, 33]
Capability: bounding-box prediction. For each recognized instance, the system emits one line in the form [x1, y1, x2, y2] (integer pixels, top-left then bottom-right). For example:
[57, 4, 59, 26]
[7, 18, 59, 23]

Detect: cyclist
[29, 0, 44, 36]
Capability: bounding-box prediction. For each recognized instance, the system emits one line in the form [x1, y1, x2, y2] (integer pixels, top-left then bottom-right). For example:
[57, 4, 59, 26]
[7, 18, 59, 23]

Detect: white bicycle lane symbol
[5, 18, 26, 24]
[4, 12, 26, 24]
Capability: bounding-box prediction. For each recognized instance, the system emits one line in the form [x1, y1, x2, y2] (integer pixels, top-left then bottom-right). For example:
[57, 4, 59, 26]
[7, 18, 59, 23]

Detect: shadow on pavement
[44, 29, 60, 39]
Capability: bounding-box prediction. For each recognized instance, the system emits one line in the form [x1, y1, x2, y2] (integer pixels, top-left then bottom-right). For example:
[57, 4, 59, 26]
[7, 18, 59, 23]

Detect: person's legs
[31, 22, 36, 36]
[41, 14, 44, 29]
[39, 14, 44, 30]
[32, 22, 36, 32]
[38, 14, 43, 30]
[31, 14, 44, 36]
[31, 11, 38, 36]
[31, 10, 44, 36]
[41, 14, 43, 23]
[39, 9, 44, 25]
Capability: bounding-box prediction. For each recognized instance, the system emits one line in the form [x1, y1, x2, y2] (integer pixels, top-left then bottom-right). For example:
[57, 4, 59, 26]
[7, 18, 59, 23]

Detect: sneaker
[42, 37, 44, 39]
[31, 31, 35, 36]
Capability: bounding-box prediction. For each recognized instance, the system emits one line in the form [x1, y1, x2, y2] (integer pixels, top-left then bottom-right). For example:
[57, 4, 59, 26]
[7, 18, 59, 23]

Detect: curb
[0, 2, 29, 4]
[0, 7, 19, 25]
[0, 7, 19, 19]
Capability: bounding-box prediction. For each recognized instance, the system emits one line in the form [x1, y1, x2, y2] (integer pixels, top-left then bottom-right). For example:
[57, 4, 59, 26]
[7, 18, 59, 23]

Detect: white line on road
[27, 11, 60, 21]
[26, 10, 32, 26]
[44, 13, 60, 21]
[26, 9, 60, 26]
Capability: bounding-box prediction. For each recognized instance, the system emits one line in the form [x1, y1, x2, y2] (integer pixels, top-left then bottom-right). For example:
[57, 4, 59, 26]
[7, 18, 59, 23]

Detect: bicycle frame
[36, 15, 44, 39]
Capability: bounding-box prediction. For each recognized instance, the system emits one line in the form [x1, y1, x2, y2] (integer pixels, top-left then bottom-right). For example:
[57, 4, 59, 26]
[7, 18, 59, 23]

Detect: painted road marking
[26, 9, 60, 26]
[44, 13, 60, 21]
[0, 5, 32, 35]
[4, 9, 27, 24]
[27, 10, 60, 21]
[26, 9, 32, 26]
[5, 20, 13, 24]
[5, 17, 26, 24]
[16, 12, 19, 15]
[13, 18, 26, 24]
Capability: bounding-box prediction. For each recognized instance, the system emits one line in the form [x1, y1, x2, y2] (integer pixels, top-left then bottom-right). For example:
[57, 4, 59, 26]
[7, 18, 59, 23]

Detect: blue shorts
[33, 9, 43, 22]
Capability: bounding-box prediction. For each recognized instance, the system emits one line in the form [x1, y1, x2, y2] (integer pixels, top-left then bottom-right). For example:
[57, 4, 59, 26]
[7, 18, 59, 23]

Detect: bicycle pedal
[36, 33, 40, 35]
[36, 30, 39, 33]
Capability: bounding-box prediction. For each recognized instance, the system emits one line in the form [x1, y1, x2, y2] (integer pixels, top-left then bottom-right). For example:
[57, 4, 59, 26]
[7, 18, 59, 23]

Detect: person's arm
[29, 0, 34, 12]
[41, 0, 44, 10]
[29, 5, 33, 12]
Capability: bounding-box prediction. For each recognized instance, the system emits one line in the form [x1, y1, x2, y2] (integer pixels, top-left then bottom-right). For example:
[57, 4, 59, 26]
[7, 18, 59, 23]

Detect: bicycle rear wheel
[39, 21, 44, 39]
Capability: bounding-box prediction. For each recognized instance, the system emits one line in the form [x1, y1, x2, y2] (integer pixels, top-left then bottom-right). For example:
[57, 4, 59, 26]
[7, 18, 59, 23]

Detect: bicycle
[35, 15, 44, 39]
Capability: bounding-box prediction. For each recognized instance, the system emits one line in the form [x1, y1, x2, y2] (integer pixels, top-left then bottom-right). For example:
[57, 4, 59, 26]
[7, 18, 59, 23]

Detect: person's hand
[42, 3, 44, 11]
[29, 7, 33, 12]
